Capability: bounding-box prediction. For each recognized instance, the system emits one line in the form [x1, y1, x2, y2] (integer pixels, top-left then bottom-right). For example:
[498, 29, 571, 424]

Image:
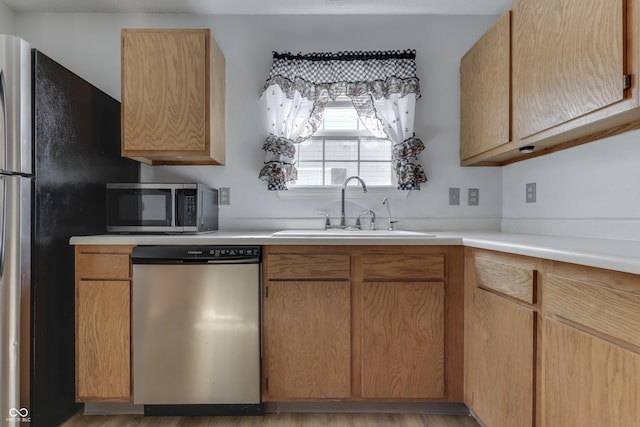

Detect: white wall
[502, 130, 640, 240]
[0, 1, 15, 33]
[14, 13, 502, 231]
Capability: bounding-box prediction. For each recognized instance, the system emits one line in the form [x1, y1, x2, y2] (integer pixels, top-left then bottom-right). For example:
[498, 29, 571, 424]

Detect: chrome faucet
[341, 176, 368, 228]
[382, 197, 397, 230]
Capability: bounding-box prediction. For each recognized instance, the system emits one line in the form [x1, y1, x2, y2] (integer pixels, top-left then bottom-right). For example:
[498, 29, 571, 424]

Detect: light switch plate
[449, 188, 460, 205]
[468, 188, 479, 206]
[219, 187, 230, 205]
[526, 182, 536, 203]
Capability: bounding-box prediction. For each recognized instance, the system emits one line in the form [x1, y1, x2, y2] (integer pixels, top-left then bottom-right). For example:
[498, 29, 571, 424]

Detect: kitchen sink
[270, 229, 436, 238]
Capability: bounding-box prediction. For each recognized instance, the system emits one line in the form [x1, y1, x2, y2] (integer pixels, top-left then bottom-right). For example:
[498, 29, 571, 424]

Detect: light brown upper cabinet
[461, 0, 640, 166]
[121, 29, 225, 165]
[460, 11, 511, 163]
[513, 0, 625, 140]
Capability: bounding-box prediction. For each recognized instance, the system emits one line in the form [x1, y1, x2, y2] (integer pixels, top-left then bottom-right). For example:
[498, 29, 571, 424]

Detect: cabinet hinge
[265, 286, 268, 298]
[624, 74, 632, 90]
[265, 377, 269, 391]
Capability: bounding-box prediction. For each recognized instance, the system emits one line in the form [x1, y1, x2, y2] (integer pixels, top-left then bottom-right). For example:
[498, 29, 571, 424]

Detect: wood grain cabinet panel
[542, 319, 640, 427]
[460, 10, 511, 162]
[263, 281, 351, 400]
[75, 245, 134, 402]
[513, 0, 624, 140]
[361, 281, 445, 399]
[121, 29, 225, 165]
[466, 288, 535, 427]
[474, 255, 535, 304]
[76, 280, 131, 402]
[361, 254, 445, 280]
[267, 253, 350, 280]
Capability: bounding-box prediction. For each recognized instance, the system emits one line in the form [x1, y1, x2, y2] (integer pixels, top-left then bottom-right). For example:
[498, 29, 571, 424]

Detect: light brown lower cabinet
[264, 280, 351, 399]
[465, 248, 640, 427]
[466, 288, 534, 427]
[75, 245, 134, 402]
[540, 265, 640, 427]
[262, 245, 462, 402]
[361, 281, 445, 399]
[464, 249, 536, 427]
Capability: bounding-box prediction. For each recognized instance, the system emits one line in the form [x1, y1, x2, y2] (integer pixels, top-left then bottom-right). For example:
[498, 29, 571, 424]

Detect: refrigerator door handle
[0, 69, 7, 173]
[0, 176, 4, 279]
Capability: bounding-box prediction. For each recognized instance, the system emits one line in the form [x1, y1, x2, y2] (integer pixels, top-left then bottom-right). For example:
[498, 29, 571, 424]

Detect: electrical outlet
[449, 188, 460, 205]
[468, 188, 479, 206]
[219, 187, 231, 205]
[526, 182, 536, 203]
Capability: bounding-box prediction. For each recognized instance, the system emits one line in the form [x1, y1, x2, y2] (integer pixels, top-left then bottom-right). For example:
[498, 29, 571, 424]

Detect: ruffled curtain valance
[259, 50, 427, 191]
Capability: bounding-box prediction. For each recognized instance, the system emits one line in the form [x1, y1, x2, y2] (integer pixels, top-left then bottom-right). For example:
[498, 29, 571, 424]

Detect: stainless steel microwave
[106, 183, 218, 233]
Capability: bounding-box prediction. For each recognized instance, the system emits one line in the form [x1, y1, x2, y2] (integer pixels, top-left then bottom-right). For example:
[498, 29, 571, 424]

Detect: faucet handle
[318, 212, 332, 230]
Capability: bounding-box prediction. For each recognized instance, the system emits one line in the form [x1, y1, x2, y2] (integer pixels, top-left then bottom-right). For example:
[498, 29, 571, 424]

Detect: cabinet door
[264, 281, 351, 400]
[466, 288, 534, 427]
[460, 11, 511, 161]
[543, 319, 640, 427]
[513, 0, 624, 139]
[122, 30, 208, 154]
[361, 282, 444, 399]
[76, 280, 131, 402]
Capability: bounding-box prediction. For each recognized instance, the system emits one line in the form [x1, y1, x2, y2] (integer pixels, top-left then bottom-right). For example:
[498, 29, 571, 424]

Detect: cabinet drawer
[546, 274, 640, 348]
[361, 255, 445, 280]
[76, 252, 132, 280]
[473, 255, 535, 304]
[267, 254, 350, 280]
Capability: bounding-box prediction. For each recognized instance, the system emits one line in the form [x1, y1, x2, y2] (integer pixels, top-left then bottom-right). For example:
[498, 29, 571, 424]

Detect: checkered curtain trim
[264, 50, 421, 99]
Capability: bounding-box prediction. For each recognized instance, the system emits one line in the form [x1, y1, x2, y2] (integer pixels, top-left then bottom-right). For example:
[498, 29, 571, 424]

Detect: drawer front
[267, 254, 350, 280]
[546, 274, 640, 348]
[361, 255, 445, 281]
[474, 256, 535, 304]
[76, 253, 132, 280]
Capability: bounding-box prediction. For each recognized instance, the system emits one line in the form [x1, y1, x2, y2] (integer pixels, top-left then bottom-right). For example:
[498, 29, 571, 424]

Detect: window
[291, 100, 396, 187]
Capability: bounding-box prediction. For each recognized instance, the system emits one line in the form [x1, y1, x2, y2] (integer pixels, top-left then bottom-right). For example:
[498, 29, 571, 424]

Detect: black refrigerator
[0, 35, 140, 426]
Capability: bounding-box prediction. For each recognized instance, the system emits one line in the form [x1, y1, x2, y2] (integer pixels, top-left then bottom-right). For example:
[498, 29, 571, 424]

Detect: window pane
[295, 162, 324, 185]
[326, 139, 358, 161]
[297, 139, 323, 161]
[325, 162, 358, 185]
[361, 139, 392, 161]
[360, 162, 395, 186]
[322, 108, 360, 130]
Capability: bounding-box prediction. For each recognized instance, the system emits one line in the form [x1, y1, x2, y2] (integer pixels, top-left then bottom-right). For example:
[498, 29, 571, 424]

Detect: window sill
[277, 185, 411, 200]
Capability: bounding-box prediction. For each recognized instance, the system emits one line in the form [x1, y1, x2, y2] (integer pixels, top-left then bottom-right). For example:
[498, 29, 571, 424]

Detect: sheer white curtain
[357, 92, 426, 190]
[259, 50, 426, 190]
[259, 85, 323, 190]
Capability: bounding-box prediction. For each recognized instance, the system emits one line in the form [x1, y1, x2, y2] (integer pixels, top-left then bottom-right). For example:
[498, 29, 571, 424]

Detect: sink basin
[271, 229, 436, 238]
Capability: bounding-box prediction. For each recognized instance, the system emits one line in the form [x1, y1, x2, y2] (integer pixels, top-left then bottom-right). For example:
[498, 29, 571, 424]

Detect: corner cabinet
[464, 247, 640, 427]
[262, 245, 464, 402]
[540, 262, 640, 427]
[461, 0, 640, 166]
[460, 11, 511, 164]
[464, 249, 536, 427]
[121, 29, 225, 165]
[75, 245, 134, 402]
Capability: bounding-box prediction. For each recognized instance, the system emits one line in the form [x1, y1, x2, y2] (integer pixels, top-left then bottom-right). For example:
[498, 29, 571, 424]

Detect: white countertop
[70, 230, 640, 276]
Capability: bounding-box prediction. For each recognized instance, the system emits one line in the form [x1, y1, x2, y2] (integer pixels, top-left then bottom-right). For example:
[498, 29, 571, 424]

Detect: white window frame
[279, 100, 407, 199]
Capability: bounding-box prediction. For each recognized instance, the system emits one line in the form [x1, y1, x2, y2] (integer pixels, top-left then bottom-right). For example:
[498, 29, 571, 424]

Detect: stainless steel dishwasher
[132, 245, 262, 416]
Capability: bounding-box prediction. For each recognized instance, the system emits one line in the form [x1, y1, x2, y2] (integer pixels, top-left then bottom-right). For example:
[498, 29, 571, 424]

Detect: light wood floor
[61, 412, 481, 426]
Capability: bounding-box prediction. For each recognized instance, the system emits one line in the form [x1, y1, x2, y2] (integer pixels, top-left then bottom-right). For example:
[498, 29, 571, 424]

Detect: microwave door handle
[199, 189, 203, 226]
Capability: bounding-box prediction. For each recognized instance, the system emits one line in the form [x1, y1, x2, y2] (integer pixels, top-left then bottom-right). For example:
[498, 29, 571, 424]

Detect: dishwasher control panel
[132, 245, 261, 263]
